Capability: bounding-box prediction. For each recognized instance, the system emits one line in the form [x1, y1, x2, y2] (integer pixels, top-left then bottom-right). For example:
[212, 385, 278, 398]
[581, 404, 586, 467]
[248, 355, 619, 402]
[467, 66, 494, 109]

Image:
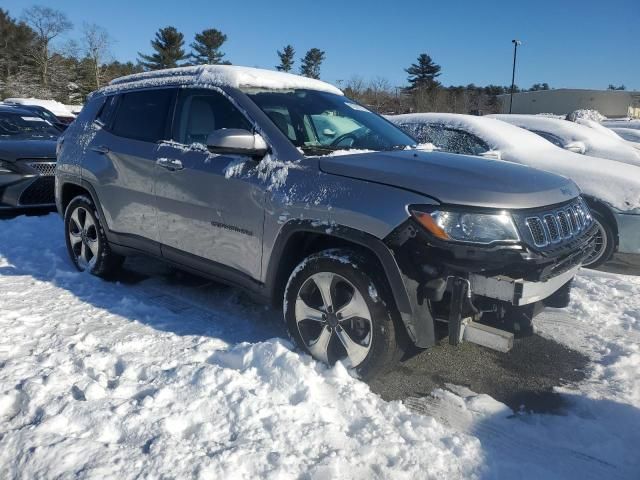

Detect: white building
[498, 89, 640, 118]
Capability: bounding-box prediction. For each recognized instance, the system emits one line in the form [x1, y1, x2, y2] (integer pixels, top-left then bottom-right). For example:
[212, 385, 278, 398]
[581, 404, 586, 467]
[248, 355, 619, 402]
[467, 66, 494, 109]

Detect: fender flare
[265, 220, 435, 348]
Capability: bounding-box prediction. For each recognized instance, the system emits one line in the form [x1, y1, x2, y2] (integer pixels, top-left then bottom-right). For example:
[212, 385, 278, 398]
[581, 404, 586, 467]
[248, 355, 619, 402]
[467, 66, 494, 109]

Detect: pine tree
[276, 45, 295, 72]
[405, 53, 441, 91]
[190, 28, 229, 65]
[138, 26, 188, 70]
[300, 48, 325, 79]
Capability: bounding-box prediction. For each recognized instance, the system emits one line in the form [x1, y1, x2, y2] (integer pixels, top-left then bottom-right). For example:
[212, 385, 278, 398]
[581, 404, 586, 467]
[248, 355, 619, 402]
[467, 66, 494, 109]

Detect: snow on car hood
[319, 149, 579, 210]
[391, 113, 640, 212]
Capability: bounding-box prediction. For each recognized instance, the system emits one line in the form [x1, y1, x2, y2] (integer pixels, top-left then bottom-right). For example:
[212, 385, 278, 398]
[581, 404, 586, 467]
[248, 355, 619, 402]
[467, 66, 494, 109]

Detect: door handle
[156, 158, 184, 171]
[91, 145, 110, 154]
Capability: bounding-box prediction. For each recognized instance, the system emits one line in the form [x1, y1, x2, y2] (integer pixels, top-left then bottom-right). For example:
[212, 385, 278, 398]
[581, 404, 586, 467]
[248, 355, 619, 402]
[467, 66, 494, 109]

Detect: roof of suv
[98, 65, 343, 97]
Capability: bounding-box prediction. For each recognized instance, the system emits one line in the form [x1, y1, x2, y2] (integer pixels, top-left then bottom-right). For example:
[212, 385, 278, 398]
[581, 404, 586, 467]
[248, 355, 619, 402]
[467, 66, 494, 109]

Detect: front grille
[522, 198, 593, 249]
[26, 161, 56, 176]
[19, 177, 55, 206]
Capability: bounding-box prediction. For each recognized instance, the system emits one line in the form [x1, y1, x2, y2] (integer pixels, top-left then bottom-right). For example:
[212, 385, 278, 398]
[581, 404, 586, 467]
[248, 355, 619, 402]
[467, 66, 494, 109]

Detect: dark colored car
[5, 104, 68, 131]
[0, 105, 59, 211]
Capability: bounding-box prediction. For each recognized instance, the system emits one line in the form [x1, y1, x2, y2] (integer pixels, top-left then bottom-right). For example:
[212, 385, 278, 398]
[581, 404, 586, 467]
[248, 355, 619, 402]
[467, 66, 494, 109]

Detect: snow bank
[103, 65, 343, 96]
[566, 109, 606, 123]
[0, 214, 480, 479]
[391, 113, 640, 211]
[3, 98, 77, 118]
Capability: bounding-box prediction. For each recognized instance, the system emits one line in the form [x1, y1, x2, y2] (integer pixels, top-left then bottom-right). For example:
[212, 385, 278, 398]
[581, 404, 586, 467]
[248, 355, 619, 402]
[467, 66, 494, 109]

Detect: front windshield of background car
[0, 112, 60, 139]
[243, 89, 418, 155]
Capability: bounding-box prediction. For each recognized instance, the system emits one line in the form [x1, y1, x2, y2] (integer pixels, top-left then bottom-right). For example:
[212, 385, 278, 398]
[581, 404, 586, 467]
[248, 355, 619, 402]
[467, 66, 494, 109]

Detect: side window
[399, 123, 434, 144]
[95, 95, 119, 129]
[111, 89, 174, 143]
[531, 130, 564, 148]
[442, 128, 488, 155]
[173, 89, 251, 145]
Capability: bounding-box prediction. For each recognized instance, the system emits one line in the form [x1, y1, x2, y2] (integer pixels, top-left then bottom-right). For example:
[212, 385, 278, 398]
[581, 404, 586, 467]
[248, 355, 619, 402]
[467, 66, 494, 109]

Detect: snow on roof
[3, 98, 76, 118]
[102, 65, 343, 96]
[489, 114, 640, 166]
[390, 112, 640, 212]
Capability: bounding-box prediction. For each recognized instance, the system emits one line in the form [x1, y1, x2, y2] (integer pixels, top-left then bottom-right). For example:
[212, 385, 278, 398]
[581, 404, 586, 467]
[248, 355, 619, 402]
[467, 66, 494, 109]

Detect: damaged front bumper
[469, 264, 580, 307]
[386, 212, 598, 350]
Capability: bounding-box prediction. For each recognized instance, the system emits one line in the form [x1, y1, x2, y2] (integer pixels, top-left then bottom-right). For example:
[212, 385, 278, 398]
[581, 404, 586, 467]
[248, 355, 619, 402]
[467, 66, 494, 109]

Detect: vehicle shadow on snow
[0, 215, 285, 345]
[469, 395, 640, 479]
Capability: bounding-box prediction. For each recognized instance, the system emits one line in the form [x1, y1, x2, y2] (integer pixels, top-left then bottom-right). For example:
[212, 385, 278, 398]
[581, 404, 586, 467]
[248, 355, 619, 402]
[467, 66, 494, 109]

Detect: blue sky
[4, 0, 639, 90]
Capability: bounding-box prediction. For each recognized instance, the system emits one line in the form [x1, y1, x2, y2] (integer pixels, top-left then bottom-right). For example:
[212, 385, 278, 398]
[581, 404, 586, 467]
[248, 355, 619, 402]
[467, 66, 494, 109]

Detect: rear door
[154, 88, 265, 280]
[89, 88, 175, 253]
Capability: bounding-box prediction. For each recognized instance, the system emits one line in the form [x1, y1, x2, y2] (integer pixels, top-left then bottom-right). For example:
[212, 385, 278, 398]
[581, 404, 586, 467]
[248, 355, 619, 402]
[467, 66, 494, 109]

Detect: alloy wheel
[294, 271, 373, 367]
[68, 206, 99, 270]
[583, 218, 607, 267]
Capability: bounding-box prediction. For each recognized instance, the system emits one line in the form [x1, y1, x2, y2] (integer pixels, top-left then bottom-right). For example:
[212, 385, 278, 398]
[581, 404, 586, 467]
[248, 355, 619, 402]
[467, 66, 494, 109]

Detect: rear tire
[583, 209, 615, 269]
[284, 248, 403, 379]
[64, 195, 124, 276]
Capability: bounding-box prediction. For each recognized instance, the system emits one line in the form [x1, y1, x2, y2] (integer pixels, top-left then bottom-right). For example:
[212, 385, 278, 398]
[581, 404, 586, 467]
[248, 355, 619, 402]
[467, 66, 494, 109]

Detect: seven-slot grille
[26, 161, 56, 176]
[525, 199, 592, 248]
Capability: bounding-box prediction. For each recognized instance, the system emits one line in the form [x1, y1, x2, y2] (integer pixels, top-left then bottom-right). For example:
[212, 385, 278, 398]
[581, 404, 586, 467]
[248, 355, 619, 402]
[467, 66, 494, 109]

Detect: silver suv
[55, 66, 598, 378]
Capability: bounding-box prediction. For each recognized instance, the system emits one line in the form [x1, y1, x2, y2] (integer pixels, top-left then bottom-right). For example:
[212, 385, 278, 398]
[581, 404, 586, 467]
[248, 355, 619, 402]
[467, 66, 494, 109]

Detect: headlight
[0, 160, 14, 174]
[411, 208, 520, 244]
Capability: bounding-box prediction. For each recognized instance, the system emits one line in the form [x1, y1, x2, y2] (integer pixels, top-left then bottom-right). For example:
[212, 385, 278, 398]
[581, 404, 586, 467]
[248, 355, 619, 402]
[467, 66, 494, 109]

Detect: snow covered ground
[0, 214, 639, 479]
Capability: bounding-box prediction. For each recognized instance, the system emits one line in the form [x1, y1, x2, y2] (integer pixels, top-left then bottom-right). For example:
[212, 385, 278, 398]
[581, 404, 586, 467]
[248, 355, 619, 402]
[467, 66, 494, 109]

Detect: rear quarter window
[110, 89, 175, 143]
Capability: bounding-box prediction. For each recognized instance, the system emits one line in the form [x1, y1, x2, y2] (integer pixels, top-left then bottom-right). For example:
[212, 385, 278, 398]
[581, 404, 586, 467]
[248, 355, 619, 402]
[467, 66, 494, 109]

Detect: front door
[154, 88, 265, 280]
[90, 89, 175, 253]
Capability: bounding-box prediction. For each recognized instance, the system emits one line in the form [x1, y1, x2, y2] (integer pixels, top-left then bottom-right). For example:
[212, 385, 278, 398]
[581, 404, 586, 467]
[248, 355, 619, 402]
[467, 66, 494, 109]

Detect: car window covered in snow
[172, 88, 251, 145]
[0, 111, 60, 139]
[244, 89, 417, 156]
[399, 122, 488, 156]
[111, 88, 175, 143]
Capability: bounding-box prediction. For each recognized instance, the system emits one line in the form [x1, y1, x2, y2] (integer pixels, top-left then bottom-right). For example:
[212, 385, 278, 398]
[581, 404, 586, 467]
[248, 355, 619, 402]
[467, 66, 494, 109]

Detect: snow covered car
[55, 66, 598, 378]
[607, 128, 640, 150]
[0, 104, 59, 211]
[390, 113, 640, 269]
[488, 114, 640, 167]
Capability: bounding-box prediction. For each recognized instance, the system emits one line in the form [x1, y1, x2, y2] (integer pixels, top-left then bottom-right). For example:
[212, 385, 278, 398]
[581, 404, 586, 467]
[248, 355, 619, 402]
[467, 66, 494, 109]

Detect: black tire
[583, 209, 615, 269]
[64, 195, 124, 276]
[284, 248, 403, 379]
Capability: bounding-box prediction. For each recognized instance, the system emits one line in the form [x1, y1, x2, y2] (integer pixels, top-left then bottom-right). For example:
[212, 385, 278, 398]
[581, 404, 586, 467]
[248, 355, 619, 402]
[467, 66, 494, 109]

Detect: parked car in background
[390, 113, 640, 269]
[0, 104, 59, 211]
[608, 128, 640, 150]
[55, 65, 597, 377]
[3, 103, 67, 131]
[3, 98, 77, 125]
[489, 114, 640, 167]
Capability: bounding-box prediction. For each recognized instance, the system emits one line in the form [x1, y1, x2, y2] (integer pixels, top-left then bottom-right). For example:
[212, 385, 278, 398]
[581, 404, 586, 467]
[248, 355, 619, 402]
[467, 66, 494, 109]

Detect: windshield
[243, 89, 418, 155]
[0, 112, 60, 139]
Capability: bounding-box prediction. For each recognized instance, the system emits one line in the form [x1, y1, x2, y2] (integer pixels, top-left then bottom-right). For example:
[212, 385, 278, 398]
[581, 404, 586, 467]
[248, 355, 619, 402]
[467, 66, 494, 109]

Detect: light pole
[509, 39, 521, 114]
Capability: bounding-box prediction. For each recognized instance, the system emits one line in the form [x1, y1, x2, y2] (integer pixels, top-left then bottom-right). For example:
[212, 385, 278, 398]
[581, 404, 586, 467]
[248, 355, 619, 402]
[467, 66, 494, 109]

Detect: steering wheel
[330, 132, 359, 148]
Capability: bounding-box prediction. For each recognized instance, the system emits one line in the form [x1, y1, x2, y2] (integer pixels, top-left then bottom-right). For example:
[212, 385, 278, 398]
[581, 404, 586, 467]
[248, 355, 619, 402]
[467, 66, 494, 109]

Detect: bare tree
[22, 5, 72, 89]
[82, 23, 112, 89]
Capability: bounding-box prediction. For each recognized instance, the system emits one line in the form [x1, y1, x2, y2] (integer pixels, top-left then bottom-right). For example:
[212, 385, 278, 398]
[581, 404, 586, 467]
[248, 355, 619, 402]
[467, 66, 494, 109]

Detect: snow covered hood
[390, 113, 640, 212]
[319, 150, 578, 210]
[102, 65, 343, 96]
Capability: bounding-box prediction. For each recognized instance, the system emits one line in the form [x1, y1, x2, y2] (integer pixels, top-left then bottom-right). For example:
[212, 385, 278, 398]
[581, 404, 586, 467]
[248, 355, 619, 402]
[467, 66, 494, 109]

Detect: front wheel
[582, 209, 615, 269]
[284, 248, 403, 379]
[64, 195, 123, 276]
